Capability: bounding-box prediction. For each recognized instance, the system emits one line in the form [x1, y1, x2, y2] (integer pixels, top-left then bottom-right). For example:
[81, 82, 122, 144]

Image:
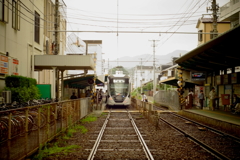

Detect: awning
[175, 25, 240, 71]
[160, 77, 196, 88]
[64, 75, 104, 89]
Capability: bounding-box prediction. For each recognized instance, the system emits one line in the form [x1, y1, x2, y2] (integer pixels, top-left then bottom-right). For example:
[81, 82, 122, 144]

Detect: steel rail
[170, 112, 240, 143]
[87, 111, 111, 160]
[128, 111, 154, 160]
[159, 117, 231, 160]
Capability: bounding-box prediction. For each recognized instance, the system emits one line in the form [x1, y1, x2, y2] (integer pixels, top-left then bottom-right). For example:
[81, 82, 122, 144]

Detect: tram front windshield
[110, 79, 129, 97]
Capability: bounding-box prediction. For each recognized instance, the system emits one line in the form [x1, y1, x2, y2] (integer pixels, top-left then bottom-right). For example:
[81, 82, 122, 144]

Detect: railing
[154, 90, 180, 111]
[0, 98, 92, 160]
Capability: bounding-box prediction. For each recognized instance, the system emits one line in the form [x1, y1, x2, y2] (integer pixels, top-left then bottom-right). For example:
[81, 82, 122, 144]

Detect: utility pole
[54, 0, 59, 55]
[135, 67, 137, 89]
[140, 58, 143, 93]
[149, 40, 159, 97]
[108, 58, 109, 74]
[53, 0, 59, 100]
[207, 0, 219, 38]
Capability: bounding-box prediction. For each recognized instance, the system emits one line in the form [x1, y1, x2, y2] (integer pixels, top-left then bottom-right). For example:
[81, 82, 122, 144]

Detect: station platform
[178, 108, 240, 138]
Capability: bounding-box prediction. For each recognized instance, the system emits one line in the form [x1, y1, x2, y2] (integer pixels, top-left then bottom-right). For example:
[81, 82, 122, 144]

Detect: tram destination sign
[191, 72, 206, 81]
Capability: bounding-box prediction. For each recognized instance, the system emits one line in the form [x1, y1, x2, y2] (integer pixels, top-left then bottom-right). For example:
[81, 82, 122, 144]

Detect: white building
[65, 34, 104, 82]
[133, 66, 155, 89]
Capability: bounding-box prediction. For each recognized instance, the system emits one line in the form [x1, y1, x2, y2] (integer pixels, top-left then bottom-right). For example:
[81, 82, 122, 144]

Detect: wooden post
[7, 112, 12, 160]
[47, 105, 50, 141]
[38, 107, 41, 148]
[54, 104, 57, 135]
[61, 103, 64, 132]
[25, 109, 29, 154]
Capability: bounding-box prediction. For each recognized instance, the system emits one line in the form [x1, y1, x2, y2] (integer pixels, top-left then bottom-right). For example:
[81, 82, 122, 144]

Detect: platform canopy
[64, 75, 105, 89]
[34, 55, 94, 70]
[175, 25, 240, 72]
[160, 77, 196, 88]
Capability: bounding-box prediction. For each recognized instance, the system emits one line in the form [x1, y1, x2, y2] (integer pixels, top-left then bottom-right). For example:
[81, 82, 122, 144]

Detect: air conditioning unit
[2, 91, 11, 104]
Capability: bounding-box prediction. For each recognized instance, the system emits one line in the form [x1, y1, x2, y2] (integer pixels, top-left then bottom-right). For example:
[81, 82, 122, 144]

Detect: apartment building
[0, 0, 44, 89]
[219, 0, 240, 28]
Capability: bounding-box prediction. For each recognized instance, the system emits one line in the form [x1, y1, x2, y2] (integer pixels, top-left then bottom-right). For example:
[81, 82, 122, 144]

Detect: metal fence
[0, 98, 92, 160]
[154, 90, 180, 111]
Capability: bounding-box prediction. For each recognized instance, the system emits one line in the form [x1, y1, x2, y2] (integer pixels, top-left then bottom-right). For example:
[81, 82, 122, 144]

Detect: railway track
[159, 112, 240, 160]
[87, 110, 154, 160]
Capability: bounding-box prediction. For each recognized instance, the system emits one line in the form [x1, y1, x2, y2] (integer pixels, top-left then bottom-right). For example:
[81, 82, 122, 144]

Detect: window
[34, 11, 40, 43]
[198, 30, 203, 41]
[0, 0, 9, 23]
[12, 0, 20, 30]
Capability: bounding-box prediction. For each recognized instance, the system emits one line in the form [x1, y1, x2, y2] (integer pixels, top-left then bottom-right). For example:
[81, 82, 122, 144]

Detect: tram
[106, 71, 131, 107]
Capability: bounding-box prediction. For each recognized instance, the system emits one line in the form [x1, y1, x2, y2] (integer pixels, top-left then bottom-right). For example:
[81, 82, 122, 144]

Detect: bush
[4, 75, 40, 103]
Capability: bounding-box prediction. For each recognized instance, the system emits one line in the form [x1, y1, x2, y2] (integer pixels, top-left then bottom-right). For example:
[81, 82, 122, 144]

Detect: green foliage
[74, 125, 88, 134]
[80, 115, 97, 123]
[66, 128, 77, 137]
[33, 143, 80, 160]
[142, 82, 153, 91]
[5, 75, 37, 88]
[4, 75, 40, 103]
[101, 112, 108, 116]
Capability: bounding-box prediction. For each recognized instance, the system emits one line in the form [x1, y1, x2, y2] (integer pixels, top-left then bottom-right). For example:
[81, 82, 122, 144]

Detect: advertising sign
[191, 72, 206, 81]
[12, 59, 19, 75]
[0, 55, 8, 74]
[215, 75, 223, 85]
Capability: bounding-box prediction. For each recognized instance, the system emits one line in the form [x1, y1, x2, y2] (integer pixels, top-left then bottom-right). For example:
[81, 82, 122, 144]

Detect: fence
[0, 98, 91, 160]
[154, 90, 180, 111]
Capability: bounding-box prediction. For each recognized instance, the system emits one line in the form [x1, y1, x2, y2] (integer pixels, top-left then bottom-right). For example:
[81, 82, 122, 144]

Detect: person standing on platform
[141, 93, 148, 102]
[198, 90, 204, 109]
[231, 94, 240, 114]
[70, 92, 77, 99]
[209, 87, 217, 111]
[105, 90, 108, 103]
[186, 89, 194, 109]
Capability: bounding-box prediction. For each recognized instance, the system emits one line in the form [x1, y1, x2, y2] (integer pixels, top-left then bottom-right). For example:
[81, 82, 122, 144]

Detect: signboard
[12, 59, 19, 75]
[215, 75, 223, 85]
[223, 74, 231, 84]
[0, 55, 8, 74]
[191, 72, 206, 81]
[97, 83, 104, 86]
[231, 73, 240, 84]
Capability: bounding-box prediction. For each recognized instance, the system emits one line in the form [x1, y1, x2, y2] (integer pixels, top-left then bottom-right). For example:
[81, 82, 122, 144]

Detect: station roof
[175, 25, 240, 72]
[64, 75, 104, 89]
[160, 77, 196, 88]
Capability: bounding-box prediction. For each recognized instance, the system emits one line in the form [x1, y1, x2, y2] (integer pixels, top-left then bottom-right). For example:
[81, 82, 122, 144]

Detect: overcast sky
[64, 0, 229, 62]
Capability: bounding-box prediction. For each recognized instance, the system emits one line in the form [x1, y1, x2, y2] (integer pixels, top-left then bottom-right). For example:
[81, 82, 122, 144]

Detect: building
[38, 0, 67, 85]
[133, 66, 161, 91]
[65, 35, 104, 82]
[196, 16, 230, 46]
[219, 0, 240, 28]
[0, 1, 45, 88]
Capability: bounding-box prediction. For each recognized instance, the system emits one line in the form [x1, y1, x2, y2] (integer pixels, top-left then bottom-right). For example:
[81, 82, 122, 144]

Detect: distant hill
[109, 50, 188, 69]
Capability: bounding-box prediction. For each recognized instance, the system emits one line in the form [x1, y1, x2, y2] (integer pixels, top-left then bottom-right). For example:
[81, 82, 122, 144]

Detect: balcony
[34, 55, 94, 70]
[219, 0, 240, 22]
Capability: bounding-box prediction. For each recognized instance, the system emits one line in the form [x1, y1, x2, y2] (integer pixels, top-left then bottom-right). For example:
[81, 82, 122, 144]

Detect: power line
[47, 30, 220, 35]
